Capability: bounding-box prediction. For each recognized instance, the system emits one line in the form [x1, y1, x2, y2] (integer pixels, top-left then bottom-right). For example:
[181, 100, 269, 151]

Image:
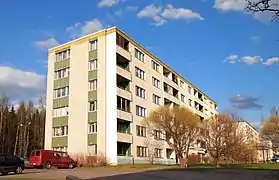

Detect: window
[53, 107, 69, 118]
[89, 39, 98, 51]
[88, 144, 97, 155]
[52, 126, 68, 137]
[54, 68, 69, 79]
[188, 86, 192, 94]
[152, 77, 160, 89]
[136, 125, 146, 137]
[5, 155, 19, 161]
[52, 146, 67, 152]
[181, 94, 185, 102]
[88, 123, 97, 133]
[55, 49, 70, 62]
[153, 94, 160, 105]
[135, 48, 144, 62]
[137, 146, 147, 157]
[89, 79, 97, 91]
[117, 96, 131, 112]
[135, 67, 145, 80]
[136, 105, 146, 117]
[89, 101, 97, 111]
[89, 59, 98, 71]
[152, 60, 159, 72]
[188, 99, 193, 107]
[54, 87, 69, 98]
[154, 130, 163, 140]
[180, 80, 185, 89]
[116, 33, 129, 51]
[135, 86, 146, 99]
[155, 148, 163, 158]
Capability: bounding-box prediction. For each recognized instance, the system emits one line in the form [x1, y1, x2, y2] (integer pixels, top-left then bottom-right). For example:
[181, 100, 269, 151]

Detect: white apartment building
[45, 27, 218, 164]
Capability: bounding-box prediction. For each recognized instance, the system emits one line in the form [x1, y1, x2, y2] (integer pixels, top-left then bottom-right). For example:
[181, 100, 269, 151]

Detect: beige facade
[45, 27, 218, 164]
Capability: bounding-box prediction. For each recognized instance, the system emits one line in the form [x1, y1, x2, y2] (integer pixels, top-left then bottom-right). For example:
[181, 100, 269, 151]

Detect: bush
[70, 152, 110, 167]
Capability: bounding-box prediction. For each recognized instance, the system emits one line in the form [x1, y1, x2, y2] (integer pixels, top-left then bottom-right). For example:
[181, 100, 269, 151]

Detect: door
[52, 152, 62, 166]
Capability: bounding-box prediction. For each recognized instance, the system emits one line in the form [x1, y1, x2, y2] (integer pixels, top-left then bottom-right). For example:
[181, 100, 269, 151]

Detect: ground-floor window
[137, 146, 147, 157]
[88, 144, 97, 156]
[155, 148, 163, 158]
[52, 146, 67, 152]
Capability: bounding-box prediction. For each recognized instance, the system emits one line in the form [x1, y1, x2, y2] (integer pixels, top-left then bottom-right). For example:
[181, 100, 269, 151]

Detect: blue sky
[0, 0, 278, 127]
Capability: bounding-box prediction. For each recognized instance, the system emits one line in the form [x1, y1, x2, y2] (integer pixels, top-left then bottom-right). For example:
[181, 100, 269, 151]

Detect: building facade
[45, 27, 218, 164]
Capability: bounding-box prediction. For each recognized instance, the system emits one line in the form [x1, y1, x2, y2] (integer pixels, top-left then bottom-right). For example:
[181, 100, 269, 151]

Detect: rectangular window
[54, 87, 69, 98]
[188, 86, 192, 94]
[136, 105, 146, 117]
[89, 101, 97, 111]
[153, 94, 160, 105]
[136, 125, 146, 137]
[137, 146, 147, 157]
[152, 60, 159, 72]
[135, 48, 144, 62]
[155, 148, 163, 158]
[135, 86, 146, 99]
[154, 130, 162, 140]
[135, 67, 145, 80]
[54, 68, 70, 80]
[89, 79, 97, 91]
[180, 80, 185, 89]
[152, 77, 160, 89]
[88, 144, 97, 155]
[88, 122, 97, 133]
[89, 59, 98, 71]
[53, 107, 69, 118]
[117, 96, 131, 112]
[89, 39, 98, 51]
[55, 49, 70, 62]
[188, 99, 193, 107]
[52, 126, 68, 137]
[181, 94, 185, 102]
[52, 146, 68, 152]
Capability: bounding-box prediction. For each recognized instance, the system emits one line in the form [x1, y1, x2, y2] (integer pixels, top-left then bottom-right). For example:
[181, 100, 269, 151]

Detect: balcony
[117, 109, 132, 122]
[117, 132, 132, 144]
[117, 87, 132, 101]
[117, 66, 131, 81]
[116, 45, 131, 61]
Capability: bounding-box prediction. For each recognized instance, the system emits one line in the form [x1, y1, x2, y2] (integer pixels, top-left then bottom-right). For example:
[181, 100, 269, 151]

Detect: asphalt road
[92, 168, 279, 180]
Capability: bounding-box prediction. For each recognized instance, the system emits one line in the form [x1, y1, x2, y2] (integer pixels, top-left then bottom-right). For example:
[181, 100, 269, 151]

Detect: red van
[29, 150, 76, 169]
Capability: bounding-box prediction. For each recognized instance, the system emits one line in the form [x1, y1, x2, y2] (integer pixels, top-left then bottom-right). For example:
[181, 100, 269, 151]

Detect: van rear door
[29, 150, 41, 166]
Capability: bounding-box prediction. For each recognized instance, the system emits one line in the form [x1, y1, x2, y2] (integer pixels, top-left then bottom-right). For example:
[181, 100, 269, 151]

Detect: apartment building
[45, 27, 218, 164]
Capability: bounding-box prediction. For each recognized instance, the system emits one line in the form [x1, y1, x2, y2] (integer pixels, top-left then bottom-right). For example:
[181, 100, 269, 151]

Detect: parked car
[29, 150, 76, 169]
[271, 155, 279, 163]
[0, 154, 25, 175]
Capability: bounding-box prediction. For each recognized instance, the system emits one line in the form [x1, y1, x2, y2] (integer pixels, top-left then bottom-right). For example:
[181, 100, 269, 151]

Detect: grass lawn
[90, 164, 180, 170]
[187, 163, 279, 170]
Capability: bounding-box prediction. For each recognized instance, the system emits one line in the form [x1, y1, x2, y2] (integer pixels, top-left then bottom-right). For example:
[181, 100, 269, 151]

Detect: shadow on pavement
[66, 168, 279, 180]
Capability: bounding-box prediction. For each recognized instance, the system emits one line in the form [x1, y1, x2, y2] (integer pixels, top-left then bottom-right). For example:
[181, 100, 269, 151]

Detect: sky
[0, 0, 278, 128]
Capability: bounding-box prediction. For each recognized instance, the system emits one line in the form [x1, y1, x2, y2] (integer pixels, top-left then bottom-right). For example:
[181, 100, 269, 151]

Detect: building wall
[46, 27, 218, 164]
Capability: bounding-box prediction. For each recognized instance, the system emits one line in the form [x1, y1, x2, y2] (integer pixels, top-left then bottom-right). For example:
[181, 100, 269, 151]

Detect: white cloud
[214, 0, 279, 21]
[161, 4, 204, 20]
[241, 56, 263, 64]
[115, 6, 138, 16]
[137, 4, 203, 26]
[263, 57, 279, 65]
[224, 54, 279, 66]
[250, 36, 260, 42]
[225, 54, 238, 64]
[66, 19, 104, 39]
[98, 0, 121, 7]
[34, 38, 59, 50]
[0, 66, 46, 101]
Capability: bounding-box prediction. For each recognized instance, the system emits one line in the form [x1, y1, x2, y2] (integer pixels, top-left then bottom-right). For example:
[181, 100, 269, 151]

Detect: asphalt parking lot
[1, 168, 279, 180]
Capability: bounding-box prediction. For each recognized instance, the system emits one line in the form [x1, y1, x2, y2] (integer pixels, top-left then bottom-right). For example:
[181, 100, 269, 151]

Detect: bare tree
[143, 106, 200, 168]
[245, 0, 279, 20]
[260, 115, 279, 149]
[270, 106, 279, 116]
[202, 114, 237, 168]
[143, 128, 164, 164]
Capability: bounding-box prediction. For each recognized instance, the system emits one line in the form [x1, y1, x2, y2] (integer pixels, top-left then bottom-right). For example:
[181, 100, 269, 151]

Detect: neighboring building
[45, 27, 218, 164]
[237, 121, 274, 162]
